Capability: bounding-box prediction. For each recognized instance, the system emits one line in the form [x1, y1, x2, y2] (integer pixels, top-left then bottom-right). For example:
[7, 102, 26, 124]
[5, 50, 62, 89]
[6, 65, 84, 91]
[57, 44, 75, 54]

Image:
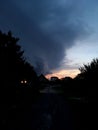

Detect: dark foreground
[1, 93, 96, 130]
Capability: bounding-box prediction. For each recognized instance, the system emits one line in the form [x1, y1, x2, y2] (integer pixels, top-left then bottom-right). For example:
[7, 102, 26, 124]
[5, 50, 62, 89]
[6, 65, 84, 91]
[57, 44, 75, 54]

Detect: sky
[0, 0, 98, 79]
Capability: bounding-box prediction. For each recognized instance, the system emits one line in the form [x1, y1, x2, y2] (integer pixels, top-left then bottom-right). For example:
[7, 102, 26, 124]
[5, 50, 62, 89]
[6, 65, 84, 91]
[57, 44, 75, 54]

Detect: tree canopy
[0, 30, 38, 89]
[79, 58, 98, 81]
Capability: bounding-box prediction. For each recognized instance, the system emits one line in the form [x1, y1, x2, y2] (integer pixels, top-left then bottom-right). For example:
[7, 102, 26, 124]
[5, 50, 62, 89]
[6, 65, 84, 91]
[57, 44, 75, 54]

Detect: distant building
[50, 76, 59, 81]
[38, 74, 48, 83]
[61, 76, 72, 81]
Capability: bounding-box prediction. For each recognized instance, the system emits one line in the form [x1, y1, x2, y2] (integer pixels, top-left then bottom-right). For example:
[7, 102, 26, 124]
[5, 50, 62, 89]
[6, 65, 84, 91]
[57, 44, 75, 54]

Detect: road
[40, 84, 62, 93]
[2, 87, 95, 130]
[31, 93, 73, 130]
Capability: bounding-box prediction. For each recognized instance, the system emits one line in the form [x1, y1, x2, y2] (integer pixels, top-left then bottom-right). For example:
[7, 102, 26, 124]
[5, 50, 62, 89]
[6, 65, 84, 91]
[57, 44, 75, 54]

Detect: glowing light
[21, 80, 27, 84]
[24, 80, 27, 84]
[21, 80, 24, 84]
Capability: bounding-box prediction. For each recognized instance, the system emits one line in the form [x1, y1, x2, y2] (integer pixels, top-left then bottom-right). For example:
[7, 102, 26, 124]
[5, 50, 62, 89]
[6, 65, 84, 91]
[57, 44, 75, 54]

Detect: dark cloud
[0, 0, 90, 74]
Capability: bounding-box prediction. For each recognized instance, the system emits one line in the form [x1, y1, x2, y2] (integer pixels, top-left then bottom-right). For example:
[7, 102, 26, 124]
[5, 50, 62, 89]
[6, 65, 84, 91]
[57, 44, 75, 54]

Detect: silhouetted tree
[75, 58, 98, 101]
[0, 30, 39, 99]
[79, 58, 98, 81]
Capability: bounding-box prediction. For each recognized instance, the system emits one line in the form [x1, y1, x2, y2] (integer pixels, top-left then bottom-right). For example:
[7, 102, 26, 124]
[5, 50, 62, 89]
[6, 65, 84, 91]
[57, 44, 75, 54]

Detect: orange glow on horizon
[45, 69, 80, 79]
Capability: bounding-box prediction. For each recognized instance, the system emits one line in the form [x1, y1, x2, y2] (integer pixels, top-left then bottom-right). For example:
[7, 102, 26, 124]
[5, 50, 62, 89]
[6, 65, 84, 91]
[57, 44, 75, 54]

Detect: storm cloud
[0, 0, 94, 75]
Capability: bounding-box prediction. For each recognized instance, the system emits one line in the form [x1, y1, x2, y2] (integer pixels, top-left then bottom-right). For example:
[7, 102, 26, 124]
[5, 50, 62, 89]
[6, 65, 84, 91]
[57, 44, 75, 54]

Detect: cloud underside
[0, 0, 93, 75]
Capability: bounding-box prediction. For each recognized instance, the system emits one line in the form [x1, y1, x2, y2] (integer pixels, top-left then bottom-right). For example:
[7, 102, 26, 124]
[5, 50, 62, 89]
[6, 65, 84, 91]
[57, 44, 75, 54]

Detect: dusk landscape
[0, 0, 97, 130]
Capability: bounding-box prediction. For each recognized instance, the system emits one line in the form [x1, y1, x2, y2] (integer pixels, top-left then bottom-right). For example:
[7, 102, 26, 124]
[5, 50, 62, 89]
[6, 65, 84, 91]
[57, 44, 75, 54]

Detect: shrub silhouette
[75, 58, 98, 101]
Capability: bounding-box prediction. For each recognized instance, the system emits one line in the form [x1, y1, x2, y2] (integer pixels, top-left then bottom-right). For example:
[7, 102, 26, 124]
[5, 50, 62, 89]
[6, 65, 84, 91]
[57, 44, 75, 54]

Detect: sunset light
[45, 69, 80, 79]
